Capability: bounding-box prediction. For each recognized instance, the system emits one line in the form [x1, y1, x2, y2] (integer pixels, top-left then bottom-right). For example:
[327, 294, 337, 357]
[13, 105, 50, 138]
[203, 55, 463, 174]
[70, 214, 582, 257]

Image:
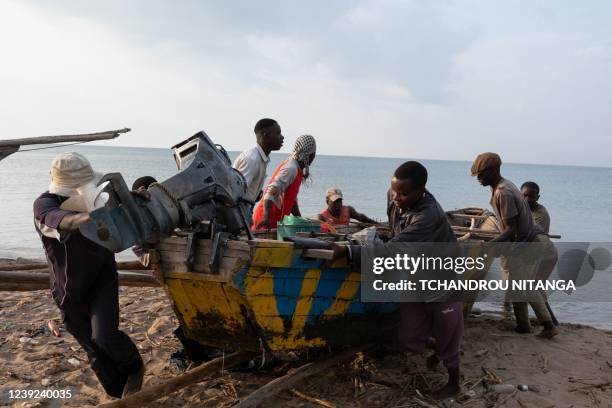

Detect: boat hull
[158, 229, 494, 352]
[162, 250, 398, 351]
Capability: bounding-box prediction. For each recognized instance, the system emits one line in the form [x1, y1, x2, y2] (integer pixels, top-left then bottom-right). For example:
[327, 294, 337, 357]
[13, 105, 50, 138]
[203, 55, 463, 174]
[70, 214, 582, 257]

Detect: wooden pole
[0, 128, 130, 148]
[96, 352, 252, 408]
[0, 146, 19, 161]
[451, 226, 561, 239]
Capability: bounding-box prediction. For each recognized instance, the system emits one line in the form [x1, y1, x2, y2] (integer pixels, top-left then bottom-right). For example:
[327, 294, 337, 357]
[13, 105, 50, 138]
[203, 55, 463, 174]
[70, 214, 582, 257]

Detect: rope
[149, 182, 181, 209]
[14, 141, 88, 152]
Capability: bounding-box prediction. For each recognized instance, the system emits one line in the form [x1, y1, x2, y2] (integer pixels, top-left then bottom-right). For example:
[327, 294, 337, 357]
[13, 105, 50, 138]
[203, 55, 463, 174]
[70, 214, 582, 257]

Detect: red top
[319, 205, 351, 225]
[252, 159, 304, 229]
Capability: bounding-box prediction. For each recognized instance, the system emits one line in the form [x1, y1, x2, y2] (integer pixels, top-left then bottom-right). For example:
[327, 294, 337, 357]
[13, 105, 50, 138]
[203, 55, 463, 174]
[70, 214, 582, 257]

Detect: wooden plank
[96, 352, 253, 408]
[157, 238, 249, 250]
[192, 257, 247, 275]
[233, 346, 369, 408]
[451, 226, 499, 235]
[158, 236, 189, 245]
[248, 239, 295, 248]
[196, 247, 251, 258]
[447, 213, 490, 220]
[163, 271, 231, 283]
[301, 249, 334, 260]
[0, 128, 130, 147]
[250, 246, 294, 268]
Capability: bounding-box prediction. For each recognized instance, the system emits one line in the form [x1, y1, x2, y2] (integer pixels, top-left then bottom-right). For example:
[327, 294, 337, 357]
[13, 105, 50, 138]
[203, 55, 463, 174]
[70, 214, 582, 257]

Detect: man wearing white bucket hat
[33, 152, 144, 398]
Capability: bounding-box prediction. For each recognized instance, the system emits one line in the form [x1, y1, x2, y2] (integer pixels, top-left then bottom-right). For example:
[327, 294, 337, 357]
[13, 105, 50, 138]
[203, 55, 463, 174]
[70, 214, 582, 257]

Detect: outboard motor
[79, 131, 254, 254]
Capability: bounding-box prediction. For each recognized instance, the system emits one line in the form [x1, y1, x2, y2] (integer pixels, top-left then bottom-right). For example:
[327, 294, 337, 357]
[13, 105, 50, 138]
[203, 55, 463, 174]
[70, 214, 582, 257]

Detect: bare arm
[59, 212, 91, 232]
[291, 203, 301, 216]
[348, 206, 376, 224]
[492, 216, 518, 242]
[254, 199, 274, 230]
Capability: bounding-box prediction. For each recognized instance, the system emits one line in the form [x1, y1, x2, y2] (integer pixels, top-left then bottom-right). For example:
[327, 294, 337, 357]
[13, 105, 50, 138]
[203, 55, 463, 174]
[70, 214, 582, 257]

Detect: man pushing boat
[472, 152, 558, 338]
[330, 161, 464, 400]
[33, 153, 144, 398]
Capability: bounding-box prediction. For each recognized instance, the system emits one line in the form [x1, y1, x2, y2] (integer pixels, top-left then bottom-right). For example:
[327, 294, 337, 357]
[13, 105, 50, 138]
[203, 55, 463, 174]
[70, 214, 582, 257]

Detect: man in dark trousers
[472, 152, 558, 338]
[33, 152, 144, 398]
[332, 161, 463, 400]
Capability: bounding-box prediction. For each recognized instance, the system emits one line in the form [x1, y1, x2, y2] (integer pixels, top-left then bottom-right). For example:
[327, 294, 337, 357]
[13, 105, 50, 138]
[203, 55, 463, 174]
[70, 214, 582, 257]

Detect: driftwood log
[0, 260, 146, 272]
[290, 389, 336, 408]
[234, 346, 370, 408]
[0, 270, 159, 291]
[96, 352, 253, 408]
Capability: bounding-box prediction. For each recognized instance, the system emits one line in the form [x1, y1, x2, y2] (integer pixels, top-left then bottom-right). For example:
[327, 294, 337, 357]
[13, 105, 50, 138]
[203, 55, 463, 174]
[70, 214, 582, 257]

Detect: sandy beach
[1, 281, 611, 407]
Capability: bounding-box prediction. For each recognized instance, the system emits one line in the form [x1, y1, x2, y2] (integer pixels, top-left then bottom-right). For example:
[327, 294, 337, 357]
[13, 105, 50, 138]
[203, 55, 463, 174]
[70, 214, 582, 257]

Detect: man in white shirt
[232, 118, 284, 209]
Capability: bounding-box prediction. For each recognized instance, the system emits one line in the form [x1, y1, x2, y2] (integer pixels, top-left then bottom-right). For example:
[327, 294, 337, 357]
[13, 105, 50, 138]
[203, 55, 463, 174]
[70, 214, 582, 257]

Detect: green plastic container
[276, 215, 321, 240]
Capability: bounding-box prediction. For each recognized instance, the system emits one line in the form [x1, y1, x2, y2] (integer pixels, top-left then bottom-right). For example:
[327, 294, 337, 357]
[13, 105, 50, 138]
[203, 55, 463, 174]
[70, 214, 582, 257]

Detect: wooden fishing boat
[446, 207, 501, 241]
[153, 208, 501, 352]
[446, 207, 502, 313]
[153, 236, 398, 352]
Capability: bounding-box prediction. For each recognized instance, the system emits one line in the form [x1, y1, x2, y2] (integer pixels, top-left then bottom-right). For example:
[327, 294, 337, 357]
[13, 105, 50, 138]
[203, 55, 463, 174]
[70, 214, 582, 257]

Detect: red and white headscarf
[291, 134, 316, 179]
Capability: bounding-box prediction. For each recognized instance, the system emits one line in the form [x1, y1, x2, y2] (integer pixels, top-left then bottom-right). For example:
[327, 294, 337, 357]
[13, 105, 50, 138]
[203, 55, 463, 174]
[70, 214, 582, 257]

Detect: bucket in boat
[277, 215, 321, 240]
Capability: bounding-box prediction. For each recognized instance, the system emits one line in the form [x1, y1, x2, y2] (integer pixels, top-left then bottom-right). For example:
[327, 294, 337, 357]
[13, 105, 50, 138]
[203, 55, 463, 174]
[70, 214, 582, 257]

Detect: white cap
[48, 152, 102, 197]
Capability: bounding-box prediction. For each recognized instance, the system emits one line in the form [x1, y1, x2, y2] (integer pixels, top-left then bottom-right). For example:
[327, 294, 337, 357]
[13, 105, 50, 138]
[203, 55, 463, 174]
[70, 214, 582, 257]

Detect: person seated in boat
[330, 161, 464, 400]
[472, 153, 558, 337]
[253, 134, 317, 230]
[232, 118, 284, 211]
[33, 152, 144, 398]
[521, 181, 551, 234]
[318, 187, 377, 227]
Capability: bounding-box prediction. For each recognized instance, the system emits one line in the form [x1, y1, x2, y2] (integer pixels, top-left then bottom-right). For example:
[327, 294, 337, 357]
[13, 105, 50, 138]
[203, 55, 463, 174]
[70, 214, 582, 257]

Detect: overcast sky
[1, 1, 611, 167]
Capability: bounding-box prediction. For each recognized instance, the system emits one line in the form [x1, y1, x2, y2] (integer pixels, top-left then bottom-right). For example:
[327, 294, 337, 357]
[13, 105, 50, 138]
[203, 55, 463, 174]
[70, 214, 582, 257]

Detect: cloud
[1, 1, 611, 167]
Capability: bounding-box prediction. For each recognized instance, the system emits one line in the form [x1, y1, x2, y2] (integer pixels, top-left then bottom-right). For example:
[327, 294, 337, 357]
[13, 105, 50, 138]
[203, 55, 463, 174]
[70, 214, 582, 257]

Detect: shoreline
[1, 286, 611, 407]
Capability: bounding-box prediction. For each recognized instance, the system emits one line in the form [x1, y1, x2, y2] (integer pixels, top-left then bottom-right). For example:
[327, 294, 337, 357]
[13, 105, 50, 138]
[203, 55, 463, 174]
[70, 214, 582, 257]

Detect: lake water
[1, 144, 611, 329]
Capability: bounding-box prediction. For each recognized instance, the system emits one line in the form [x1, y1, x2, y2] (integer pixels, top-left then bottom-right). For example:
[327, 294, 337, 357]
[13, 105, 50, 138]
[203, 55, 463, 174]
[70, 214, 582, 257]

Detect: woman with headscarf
[253, 134, 316, 230]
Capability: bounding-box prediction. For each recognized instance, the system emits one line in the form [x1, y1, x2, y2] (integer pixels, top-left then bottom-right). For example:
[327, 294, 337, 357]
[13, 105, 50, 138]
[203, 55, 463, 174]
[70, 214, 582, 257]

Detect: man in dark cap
[471, 153, 558, 338]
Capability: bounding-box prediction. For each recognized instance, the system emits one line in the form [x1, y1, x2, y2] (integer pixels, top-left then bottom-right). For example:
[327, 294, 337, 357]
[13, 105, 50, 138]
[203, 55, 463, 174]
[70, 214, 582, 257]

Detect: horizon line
[13, 141, 612, 171]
